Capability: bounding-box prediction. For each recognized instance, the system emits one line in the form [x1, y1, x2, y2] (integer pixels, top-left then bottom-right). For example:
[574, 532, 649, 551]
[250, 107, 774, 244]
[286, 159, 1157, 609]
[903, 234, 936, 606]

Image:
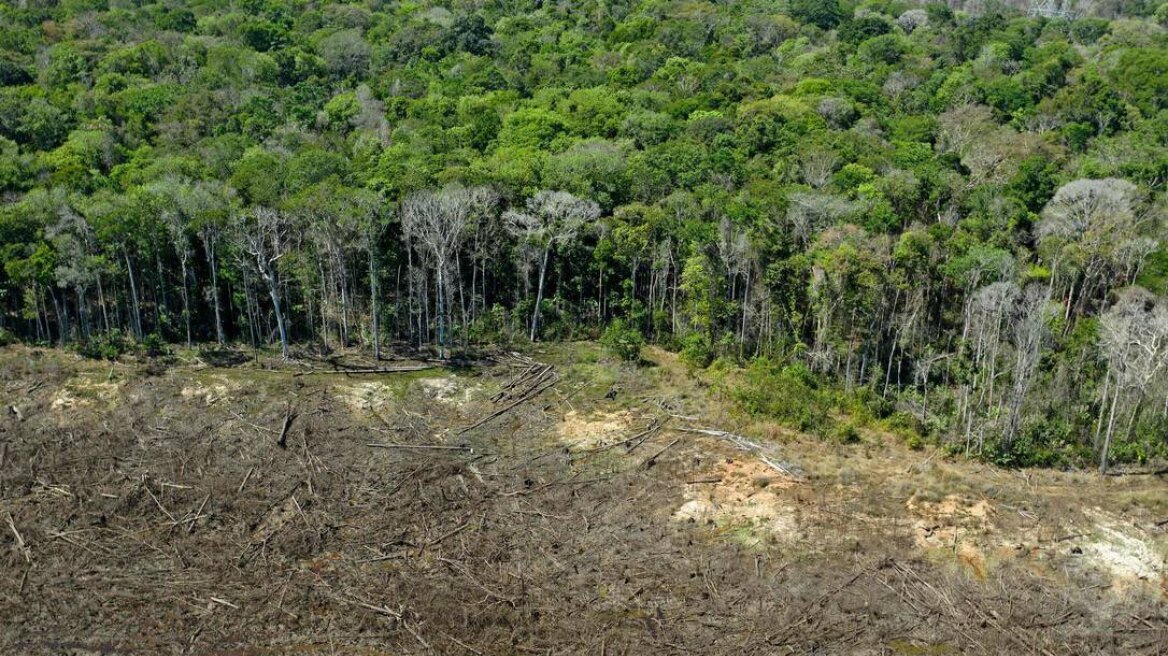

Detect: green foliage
[734, 359, 829, 432]
[679, 333, 713, 370]
[139, 333, 169, 358]
[789, 0, 842, 30]
[986, 418, 1077, 468]
[601, 318, 644, 362]
[834, 420, 862, 444]
[77, 331, 132, 361]
[0, 0, 1163, 472]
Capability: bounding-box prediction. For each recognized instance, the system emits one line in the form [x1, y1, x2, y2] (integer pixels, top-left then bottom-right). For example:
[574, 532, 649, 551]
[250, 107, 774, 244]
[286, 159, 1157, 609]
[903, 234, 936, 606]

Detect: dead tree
[401, 185, 495, 358]
[1097, 287, 1168, 473]
[1038, 178, 1149, 322]
[234, 207, 292, 360]
[1002, 284, 1050, 449]
[505, 190, 600, 342]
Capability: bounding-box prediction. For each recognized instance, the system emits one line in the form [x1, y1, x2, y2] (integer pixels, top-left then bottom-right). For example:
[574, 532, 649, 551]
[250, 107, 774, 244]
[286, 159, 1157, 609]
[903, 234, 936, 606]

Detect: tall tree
[234, 207, 292, 359]
[505, 190, 600, 341]
[402, 185, 494, 357]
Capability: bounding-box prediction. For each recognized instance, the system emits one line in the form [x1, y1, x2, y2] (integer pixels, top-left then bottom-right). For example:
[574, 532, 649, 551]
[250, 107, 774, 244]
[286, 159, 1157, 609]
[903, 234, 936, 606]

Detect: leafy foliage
[0, 0, 1165, 469]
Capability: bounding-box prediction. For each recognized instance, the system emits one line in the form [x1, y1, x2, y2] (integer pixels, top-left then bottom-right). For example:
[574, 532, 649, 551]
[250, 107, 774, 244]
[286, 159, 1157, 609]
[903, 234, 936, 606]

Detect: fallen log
[459, 373, 559, 434]
[293, 365, 438, 376]
[366, 443, 470, 451]
[677, 426, 803, 480]
[276, 405, 296, 449]
[642, 438, 680, 468]
[492, 364, 554, 403]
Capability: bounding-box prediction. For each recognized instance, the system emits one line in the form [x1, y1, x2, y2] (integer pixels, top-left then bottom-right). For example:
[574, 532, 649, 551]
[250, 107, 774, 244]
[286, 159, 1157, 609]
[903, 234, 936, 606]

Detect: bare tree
[938, 104, 1039, 186]
[352, 190, 386, 360]
[178, 181, 234, 346]
[234, 207, 292, 359]
[505, 190, 600, 342]
[47, 204, 99, 343]
[160, 205, 195, 349]
[402, 185, 495, 357]
[1097, 287, 1168, 473]
[961, 281, 1020, 452]
[897, 9, 928, 32]
[798, 150, 839, 189]
[1002, 284, 1051, 448]
[1038, 178, 1151, 319]
[786, 192, 858, 246]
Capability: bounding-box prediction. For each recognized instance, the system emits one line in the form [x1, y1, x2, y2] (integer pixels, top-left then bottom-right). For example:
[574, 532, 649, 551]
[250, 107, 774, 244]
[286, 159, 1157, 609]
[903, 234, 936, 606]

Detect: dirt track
[1, 344, 1166, 654]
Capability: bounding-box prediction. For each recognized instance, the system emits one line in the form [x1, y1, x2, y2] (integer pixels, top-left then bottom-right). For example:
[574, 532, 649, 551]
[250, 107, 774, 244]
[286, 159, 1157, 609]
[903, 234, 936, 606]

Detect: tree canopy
[0, 0, 1167, 470]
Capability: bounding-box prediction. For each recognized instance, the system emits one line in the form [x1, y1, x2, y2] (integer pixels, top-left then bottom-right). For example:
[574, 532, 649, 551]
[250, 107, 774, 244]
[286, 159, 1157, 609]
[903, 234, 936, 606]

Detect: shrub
[834, 420, 861, 444]
[78, 331, 131, 360]
[139, 333, 169, 358]
[600, 318, 645, 362]
[733, 358, 829, 432]
[678, 332, 713, 369]
[986, 418, 1076, 468]
[885, 411, 928, 446]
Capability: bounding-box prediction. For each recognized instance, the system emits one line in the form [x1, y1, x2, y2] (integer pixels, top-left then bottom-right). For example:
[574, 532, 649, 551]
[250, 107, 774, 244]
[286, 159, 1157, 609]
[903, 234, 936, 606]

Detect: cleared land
[0, 344, 1165, 655]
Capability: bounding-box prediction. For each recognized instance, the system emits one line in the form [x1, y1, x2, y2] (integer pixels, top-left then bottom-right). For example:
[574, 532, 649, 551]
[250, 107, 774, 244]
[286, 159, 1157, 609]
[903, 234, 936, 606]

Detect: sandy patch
[180, 376, 237, 406]
[418, 377, 477, 406]
[556, 410, 637, 449]
[1076, 509, 1166, 592]
[50, 375, 122, 411]
[674, 457, 800, 540]
[907, 494, 996, 579]
[906, 495, 995, 546]
[336, 382, 399, 413]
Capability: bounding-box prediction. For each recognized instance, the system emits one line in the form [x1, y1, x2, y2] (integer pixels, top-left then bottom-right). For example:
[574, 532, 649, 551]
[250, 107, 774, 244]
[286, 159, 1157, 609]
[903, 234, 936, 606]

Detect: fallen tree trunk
[459, 373, 559, 434]
[293, 365, 438, 377]
[676, 426, 803, 480]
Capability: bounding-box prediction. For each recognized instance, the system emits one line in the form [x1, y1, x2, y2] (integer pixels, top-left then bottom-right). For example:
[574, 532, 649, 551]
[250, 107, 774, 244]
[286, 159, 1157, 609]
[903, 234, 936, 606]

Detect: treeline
[1, 0, 1167, 469]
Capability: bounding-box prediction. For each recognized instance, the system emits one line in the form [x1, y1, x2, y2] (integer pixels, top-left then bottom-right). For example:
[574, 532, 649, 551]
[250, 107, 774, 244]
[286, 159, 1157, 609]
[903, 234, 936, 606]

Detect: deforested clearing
[1, 344, 1165, 655]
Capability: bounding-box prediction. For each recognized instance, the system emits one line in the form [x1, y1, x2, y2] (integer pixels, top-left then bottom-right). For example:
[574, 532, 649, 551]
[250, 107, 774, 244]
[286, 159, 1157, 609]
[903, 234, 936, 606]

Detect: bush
[789, 0, 842, 29]
[0, 328, 17, 347]
[78, 331, 131, 360]
[733, 358, 829, 432]
[834, 420, 861, 444]
[139, 333, 169, 358]
[600, 318, 644, 362]
[986, 418, 1077, 468]
[469, 304, 511, 345]
[885, 411, 928, 446]
[678, 333, 713, 369]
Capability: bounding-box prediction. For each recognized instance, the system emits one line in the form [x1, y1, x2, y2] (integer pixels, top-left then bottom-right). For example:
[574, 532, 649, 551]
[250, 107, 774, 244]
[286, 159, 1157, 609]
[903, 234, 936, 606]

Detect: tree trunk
[369, 249, 380, 360]
[179, 254, 192, 349]
[124, 248, 143, 340]
[406, 245, 417, 348]
[51, 287, 68, 345]
[256, 259, 288, 360]
[205, 236, 225, 345]
[154, 246, 167, 334]
[530, 245, 551, 342]
[436, 261, 447, 358]
[96, 274, 110, 333]
[1100, 381, 1122, 474]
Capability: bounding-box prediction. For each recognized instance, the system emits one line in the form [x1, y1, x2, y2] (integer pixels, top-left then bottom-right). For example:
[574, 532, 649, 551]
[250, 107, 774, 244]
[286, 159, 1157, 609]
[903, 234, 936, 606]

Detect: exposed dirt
[673, 457, 802, 544]
[556, 409, 636, 449]
[1, 343, 1166, 655]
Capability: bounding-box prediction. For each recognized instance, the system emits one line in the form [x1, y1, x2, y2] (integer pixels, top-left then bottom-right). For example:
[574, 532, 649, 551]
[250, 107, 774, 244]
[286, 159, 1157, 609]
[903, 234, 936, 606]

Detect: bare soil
[1, 344, 1166, 655]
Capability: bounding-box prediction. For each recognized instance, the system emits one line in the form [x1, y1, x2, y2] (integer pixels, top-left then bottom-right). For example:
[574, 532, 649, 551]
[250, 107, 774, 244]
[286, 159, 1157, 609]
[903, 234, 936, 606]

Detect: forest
[1, 0, 1167, 471]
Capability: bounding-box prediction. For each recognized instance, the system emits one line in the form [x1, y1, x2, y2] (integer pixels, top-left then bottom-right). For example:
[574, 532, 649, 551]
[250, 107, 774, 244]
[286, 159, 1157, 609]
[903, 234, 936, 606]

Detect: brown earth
[0, 343, 1165, 655]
